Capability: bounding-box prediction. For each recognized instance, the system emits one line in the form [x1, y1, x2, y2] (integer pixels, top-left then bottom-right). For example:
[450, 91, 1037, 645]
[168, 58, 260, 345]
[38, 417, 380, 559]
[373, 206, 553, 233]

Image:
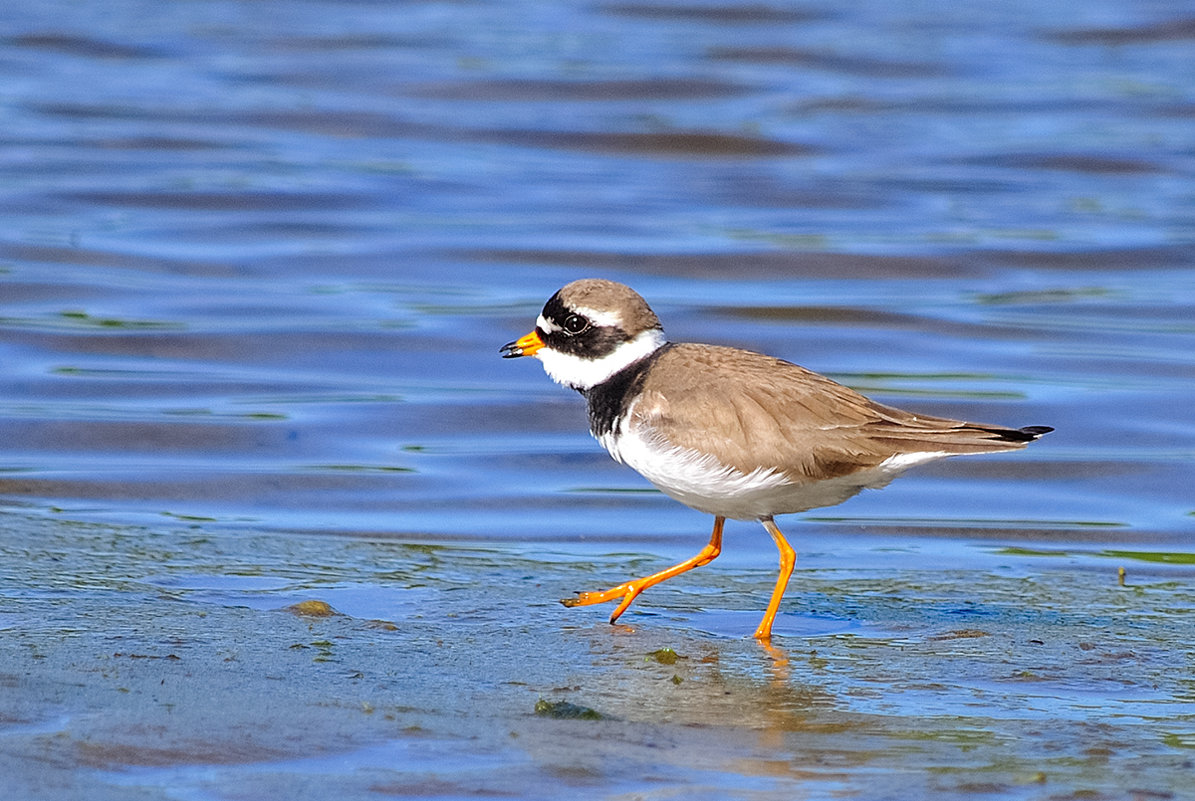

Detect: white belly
[599, 421, 947, 521]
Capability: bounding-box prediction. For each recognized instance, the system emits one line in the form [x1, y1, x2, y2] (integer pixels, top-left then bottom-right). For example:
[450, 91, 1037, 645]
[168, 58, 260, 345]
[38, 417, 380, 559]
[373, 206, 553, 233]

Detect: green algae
[646, 647, 681, 665]
[534, 699, 603, 720]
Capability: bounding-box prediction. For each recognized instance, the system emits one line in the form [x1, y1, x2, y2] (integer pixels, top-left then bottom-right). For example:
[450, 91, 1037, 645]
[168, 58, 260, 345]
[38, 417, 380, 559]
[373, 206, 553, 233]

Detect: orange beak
[500, 329, 544, 359]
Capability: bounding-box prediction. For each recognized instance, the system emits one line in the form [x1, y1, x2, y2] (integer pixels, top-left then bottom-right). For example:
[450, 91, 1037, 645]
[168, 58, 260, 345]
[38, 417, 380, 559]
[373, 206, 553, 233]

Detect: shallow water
[4, 514, 1195, 800]
[1, 0, 1194, 798]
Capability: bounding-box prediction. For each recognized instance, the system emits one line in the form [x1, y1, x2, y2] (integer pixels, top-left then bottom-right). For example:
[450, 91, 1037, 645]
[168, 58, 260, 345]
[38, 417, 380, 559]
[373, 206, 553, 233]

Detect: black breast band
[582, 343, 672, 439]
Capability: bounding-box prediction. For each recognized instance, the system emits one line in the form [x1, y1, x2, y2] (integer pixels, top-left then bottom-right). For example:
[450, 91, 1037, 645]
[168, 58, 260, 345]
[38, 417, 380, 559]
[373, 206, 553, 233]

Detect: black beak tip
[499, 341, 521, 359]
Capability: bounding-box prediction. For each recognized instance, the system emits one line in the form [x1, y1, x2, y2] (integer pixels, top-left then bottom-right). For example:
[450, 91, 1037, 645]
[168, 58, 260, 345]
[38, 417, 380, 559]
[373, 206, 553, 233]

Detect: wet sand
[4, 510, 1192, 800]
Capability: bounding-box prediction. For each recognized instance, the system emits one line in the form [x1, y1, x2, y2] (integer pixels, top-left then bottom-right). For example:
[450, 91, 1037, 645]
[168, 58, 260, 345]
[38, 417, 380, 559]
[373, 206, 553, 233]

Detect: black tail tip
[1018, 425, 1054, 440]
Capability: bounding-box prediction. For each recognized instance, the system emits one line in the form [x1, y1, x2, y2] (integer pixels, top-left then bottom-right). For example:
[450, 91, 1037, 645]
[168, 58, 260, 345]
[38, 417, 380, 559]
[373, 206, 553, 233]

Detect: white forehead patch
[536, 314, 560, 333]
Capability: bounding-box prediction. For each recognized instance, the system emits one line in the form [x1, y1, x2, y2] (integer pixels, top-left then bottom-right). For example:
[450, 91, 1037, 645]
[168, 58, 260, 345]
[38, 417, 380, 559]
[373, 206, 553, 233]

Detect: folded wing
[634, 344, 1050, 483]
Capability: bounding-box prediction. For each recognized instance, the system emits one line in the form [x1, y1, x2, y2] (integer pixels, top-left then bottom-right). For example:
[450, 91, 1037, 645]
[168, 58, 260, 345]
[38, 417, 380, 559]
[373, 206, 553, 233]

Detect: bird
[500, 279, 1051, 640]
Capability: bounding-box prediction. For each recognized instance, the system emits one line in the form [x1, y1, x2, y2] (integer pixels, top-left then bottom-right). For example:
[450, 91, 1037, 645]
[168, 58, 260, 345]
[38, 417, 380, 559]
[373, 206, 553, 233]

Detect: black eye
[562, 314, 589, 335]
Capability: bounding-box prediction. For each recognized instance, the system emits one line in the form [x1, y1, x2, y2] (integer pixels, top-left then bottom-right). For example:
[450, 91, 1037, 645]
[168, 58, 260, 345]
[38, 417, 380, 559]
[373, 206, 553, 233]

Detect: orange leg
[752, 517, 796, 641]
[562, 517, 725, 624]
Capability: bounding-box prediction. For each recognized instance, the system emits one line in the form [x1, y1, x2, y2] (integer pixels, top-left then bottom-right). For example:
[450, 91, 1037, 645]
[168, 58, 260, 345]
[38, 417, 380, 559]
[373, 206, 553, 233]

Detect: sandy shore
[2, 510, 1193, 799]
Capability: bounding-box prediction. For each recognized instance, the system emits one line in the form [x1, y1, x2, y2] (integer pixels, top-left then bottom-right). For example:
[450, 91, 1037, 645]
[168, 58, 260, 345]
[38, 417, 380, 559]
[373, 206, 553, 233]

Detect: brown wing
[633, 343, 1043, 482]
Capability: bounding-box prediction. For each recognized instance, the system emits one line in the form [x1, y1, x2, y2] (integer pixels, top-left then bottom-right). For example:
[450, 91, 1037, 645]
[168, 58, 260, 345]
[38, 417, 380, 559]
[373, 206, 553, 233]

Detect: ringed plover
[501, 279, 1051, 640]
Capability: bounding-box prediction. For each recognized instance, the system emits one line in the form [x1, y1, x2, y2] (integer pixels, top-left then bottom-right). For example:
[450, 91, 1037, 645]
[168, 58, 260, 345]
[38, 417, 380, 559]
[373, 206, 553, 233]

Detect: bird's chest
[596, 415, 792, 518]
[599, 422, 706, 494]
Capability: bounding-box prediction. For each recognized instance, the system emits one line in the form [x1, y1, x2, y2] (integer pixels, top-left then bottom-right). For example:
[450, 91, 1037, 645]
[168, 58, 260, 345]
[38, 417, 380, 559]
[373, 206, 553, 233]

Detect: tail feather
[977, 424, 1054, 443]
[870, 420, 1053, 456]
[1017, 425, 1054, 439]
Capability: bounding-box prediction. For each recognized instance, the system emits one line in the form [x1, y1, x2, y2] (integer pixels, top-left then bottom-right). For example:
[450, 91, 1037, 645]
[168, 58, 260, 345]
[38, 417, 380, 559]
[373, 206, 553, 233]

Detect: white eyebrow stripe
[570, 306, 623, 328]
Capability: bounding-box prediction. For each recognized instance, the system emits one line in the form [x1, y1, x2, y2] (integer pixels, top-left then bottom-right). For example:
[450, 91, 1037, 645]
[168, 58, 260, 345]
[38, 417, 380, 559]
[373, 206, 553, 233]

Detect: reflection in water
[759, 637, 791, 683]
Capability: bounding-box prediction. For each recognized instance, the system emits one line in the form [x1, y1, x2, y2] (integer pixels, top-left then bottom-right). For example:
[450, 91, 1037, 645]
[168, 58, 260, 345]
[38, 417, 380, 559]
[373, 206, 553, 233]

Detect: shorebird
[502, 279, 1051, 639]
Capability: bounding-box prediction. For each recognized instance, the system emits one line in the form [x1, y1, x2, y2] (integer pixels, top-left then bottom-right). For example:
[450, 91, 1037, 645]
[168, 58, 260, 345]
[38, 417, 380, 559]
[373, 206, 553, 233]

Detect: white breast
[602, 421, 795, 520]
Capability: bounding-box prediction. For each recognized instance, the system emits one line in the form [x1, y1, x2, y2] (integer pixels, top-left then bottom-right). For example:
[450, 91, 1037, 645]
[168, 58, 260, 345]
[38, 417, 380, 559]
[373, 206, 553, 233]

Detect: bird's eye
[562, 314, 589, 335]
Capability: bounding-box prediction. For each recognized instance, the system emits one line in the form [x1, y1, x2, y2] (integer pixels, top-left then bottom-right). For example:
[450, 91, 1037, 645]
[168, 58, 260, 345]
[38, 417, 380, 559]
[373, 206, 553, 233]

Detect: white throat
[537, 328, 666, 391]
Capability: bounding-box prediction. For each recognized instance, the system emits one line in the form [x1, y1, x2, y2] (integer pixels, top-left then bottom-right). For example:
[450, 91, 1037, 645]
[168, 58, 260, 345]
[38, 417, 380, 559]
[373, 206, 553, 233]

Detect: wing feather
[633, 343, 1038, 483]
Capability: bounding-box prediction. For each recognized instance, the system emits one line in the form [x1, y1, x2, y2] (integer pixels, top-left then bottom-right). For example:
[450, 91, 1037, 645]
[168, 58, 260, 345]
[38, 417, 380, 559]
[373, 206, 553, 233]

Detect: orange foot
[560, 581, 635, 608]
[561, 579, 647, 623]
[559, 517, 725, 624]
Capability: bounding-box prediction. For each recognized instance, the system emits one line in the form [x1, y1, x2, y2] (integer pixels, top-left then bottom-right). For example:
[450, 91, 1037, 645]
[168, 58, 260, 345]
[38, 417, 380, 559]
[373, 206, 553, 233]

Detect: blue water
[4, 0, 1190, 552]
[3, 0, 1192, 550]
[3, 3, 1195, 798]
